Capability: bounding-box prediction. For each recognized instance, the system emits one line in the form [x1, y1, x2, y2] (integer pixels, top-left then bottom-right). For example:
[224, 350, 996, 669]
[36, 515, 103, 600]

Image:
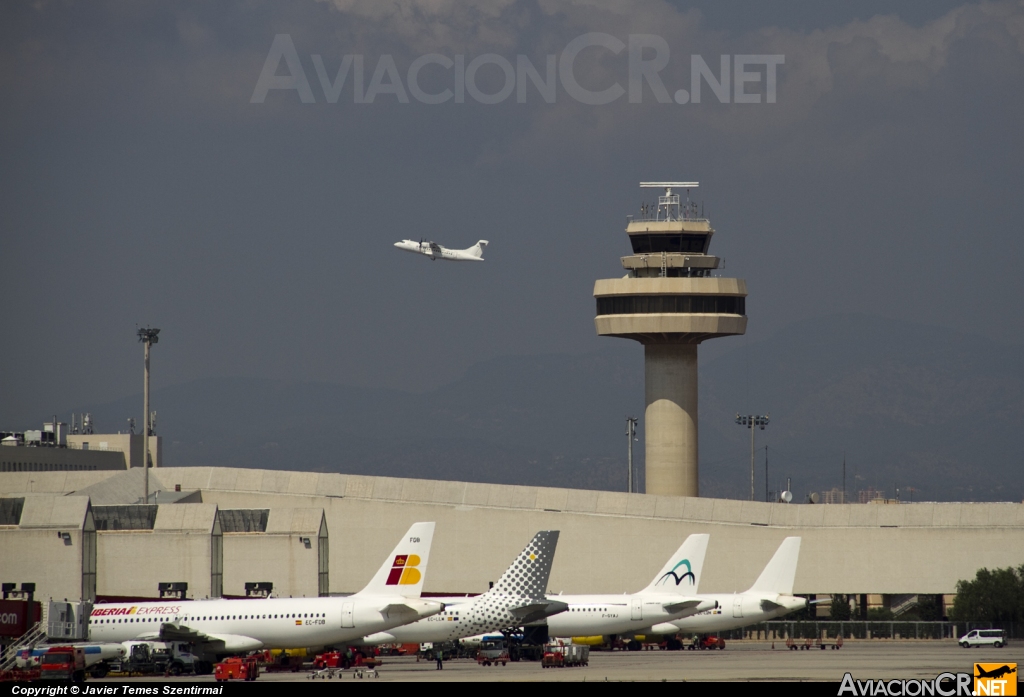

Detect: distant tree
[867, 607, 894, 621]
[949, 565, 1024, 624]
[830, 594, 852, 621]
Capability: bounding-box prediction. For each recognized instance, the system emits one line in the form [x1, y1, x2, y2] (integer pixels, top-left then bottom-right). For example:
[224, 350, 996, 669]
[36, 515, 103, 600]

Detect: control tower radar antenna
[639, 182, 700, 222]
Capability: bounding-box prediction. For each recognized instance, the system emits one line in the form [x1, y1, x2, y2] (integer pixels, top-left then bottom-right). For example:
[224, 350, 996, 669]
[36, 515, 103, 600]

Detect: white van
[959, 629, 1007, 648]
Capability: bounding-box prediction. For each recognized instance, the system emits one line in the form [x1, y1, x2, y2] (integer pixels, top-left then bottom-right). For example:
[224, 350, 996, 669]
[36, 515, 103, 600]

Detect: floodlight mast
[138, 327, 160, 504]
[735, 414, 770, 501]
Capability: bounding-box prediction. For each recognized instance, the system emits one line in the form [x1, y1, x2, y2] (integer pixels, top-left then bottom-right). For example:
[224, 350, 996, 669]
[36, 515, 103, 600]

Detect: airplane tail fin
[467, 240, 489, 258]
[355, 522, 435, 597]
[489, 531, 559, 599]
[642, 533, 710, 594]
[746, 537, 801, 595]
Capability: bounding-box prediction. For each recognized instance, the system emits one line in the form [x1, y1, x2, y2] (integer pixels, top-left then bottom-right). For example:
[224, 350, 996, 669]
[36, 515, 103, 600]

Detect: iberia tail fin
[355, 522, 435, 597]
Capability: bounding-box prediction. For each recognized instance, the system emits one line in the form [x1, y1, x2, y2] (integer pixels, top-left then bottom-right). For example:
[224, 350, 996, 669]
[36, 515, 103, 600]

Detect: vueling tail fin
[746, 537, 801, 595]
[642, 533, 710, 594]
[467, 240, 489, 258]
[490, 531, 559, 599]
[355, 522, 435, 597]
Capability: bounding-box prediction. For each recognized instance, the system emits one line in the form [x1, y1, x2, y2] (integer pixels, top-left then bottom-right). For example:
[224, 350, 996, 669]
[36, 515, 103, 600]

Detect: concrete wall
[4, 468, 1024, 598]
[95, 503, 218, 599]
[0, 496, 92, 602]
[222, 508, 325, 599]
[156, 468, 1024, 596]
[0, 471, 120, 495]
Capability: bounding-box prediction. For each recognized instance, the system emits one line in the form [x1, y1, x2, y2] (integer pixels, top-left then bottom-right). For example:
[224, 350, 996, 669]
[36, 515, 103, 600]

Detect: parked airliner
[87, 522, 443, 654]
[361, 530, 565, 645]
[536, 534, 717, 639]
[649, 536, 807, 635]
[394, 239, 488, 261]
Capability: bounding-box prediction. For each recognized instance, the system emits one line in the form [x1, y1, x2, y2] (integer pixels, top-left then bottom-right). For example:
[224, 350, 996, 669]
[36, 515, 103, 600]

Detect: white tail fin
[642, 533, 710, 594]
[467, 240, 488, 258]
[746, 537, 801, 594]
[355, 522, 435, 597]
[489, 531, 559, 599]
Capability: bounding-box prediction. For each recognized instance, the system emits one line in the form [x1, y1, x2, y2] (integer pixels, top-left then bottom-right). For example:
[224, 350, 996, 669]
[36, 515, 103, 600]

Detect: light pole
[626, 417, 638, 493]
[138, 327, 160, 504]
[735, 413, 769, 501]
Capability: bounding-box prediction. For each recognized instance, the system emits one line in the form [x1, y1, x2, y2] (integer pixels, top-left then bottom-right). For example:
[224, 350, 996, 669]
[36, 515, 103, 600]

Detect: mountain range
[40, 314, 1024, 502]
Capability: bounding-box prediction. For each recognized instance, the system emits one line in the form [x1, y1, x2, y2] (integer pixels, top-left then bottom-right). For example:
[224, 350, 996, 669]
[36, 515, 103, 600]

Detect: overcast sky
[2, 0, 1023, 429]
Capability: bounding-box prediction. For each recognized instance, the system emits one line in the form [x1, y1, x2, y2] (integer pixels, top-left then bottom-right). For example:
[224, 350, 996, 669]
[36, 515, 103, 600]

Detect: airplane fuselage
[394, 240, 485, 261]
[542, 594, 714, 638]
[88, 595, 443, 651]
[651, 593, 807, 634]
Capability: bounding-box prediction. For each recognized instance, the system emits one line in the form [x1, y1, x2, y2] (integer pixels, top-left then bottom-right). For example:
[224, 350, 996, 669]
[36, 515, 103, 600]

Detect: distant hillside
[700, 314, 1023, 502]
[47, 314, 1024, 502]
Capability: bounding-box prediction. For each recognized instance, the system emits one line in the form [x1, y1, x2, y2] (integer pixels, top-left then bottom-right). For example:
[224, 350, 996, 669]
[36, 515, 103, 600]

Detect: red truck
[39, 646, 87, 682]
[214, 656, 259, 682]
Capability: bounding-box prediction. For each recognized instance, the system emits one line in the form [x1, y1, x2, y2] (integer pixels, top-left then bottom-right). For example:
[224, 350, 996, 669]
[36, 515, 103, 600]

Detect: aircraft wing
[508, 600, 569, 625]
[428, 242, 442, 253]
[159, 623, 263, 653]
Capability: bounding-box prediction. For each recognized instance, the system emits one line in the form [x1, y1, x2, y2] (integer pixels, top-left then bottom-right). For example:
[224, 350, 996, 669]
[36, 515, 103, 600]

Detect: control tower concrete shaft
[594, 183, 747, 497]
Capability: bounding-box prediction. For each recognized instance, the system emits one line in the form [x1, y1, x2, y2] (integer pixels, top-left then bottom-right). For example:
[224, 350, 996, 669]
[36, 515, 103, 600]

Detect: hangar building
[2, 467, 1022, 613]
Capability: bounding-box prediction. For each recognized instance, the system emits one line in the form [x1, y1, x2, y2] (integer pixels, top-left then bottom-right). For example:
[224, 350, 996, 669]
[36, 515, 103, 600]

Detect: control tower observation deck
[594, 182, 747, 497]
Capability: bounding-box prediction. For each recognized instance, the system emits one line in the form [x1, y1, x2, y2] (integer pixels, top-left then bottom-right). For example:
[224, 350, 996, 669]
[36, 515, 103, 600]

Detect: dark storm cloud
[1, 0, 1022, 438]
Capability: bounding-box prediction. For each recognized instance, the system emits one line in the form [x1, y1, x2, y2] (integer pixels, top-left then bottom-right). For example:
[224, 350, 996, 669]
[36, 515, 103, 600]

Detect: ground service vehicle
[959, 629, 1007, 648]
[215, 656, 259, 681]
[688, 635, 725, 650]
[477, 635, 509, 666]
[39, 646, 86, 682]
[541, 643, 589, 668]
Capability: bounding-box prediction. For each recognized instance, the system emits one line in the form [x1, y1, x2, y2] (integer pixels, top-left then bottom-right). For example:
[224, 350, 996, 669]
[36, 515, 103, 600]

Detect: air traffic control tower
[594, 182, 747, 497]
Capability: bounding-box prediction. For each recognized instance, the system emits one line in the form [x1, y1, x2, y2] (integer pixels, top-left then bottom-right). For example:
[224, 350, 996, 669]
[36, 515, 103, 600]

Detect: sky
[2, 0, 1023, 431]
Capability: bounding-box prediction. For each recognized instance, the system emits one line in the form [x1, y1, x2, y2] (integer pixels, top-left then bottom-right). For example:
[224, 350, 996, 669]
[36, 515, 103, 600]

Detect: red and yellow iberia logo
[385, 554, 422, 586]
[975, 663, 1017, 696]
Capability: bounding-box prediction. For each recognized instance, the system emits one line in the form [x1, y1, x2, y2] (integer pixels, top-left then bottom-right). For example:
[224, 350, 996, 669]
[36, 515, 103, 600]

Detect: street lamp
[735, 413, 769, 501]
[138, 327, 160, 504]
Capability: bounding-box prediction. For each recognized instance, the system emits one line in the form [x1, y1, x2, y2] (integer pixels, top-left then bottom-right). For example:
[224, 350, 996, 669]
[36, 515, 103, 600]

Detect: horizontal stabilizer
[509, 600, 569, 625]
[661, 599, 701, 614]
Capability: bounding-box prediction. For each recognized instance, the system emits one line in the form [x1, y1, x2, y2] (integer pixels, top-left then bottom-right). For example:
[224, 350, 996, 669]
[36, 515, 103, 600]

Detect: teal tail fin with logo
[746, 537, 801, 595]
[642, 533, 709, 594]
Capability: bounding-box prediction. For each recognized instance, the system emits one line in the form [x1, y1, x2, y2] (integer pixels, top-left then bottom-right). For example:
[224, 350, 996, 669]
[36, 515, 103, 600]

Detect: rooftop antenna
[640, 182, 698, 222]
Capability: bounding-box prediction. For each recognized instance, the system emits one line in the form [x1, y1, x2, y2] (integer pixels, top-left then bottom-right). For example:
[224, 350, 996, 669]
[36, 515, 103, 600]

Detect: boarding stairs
[0, 621, 47, 672]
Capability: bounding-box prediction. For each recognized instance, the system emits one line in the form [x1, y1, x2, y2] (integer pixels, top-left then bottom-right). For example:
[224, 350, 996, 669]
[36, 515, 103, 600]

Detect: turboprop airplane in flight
[394, 239, 488, 261]
[649, 536, 807, 635]
[535, 534, 716, 641]
[87, 522, 443, 657]
[361, 530, 566, 645]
